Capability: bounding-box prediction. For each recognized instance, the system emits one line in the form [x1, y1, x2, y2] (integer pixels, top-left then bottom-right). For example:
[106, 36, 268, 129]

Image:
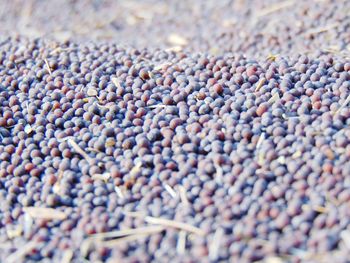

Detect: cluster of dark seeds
[0, 37, 350, 262]
[1, 0, 350, 262]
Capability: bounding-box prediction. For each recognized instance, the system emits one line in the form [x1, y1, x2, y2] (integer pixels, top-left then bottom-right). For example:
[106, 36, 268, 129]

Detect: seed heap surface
[1, 0, 350, 262]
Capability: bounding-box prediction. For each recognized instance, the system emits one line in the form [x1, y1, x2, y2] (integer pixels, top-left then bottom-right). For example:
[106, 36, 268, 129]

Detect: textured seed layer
[1, 0, 350, 262]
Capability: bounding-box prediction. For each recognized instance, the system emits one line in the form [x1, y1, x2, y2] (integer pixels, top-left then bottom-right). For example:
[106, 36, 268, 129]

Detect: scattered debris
[177, 185, 190, 206]
[164, 184, 177, 199]
[256, 1, 295, 18]
[268, 92, 280, 104]
[87, 87, 98, 97]
[111, 77, 123, 89]
[209, 228, 224, 261]
[91, 172, 111, 182]
[44, 59, 52, 75]
[6, 241, 42, 263]
[81, 226, 165, 257]
[24, 124, 33, 134]
[255, 78, 266, 92]
[61, 250, 74, 263]
[167, 34, 188, 46]
[23, 207, 67, 220]
[114, 186, 124, 199]
[176, 231, 187, 255]
[6, 225, 23, 239]
[68, 139, 94, 165]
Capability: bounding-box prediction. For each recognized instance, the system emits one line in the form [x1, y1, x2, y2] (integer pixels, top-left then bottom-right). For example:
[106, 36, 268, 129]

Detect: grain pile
[1, 0, 350, 262]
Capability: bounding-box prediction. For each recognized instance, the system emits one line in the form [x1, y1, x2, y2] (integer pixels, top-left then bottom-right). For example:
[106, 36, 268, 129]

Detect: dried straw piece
[277, 156, 286, 164]
[114, 186, 124, 198]
[341, 230, 350, 249]
[288, 247, 336, 261]
[23, 213, 33, 238]
[94, 101, 108, 109]
[98, 226, 165, 247]
[80, 240, 92, 259]
[123, 212, 204, 235]
[268, 92, 280, 104]
[49, 47, 75, 55]
[302, 204, 328, 214]
[256, 132, 266, 166]
[87, 87, 98, 97]
[61, 250, 74, 263]
[44, 59, 52, 75]
[81, 225, 165, 255]
[281, 113, 288, 120]
[148, 71, 156, 79]
[256, 1, 294, 18]
[264, 256, 285, 263]
[144, 216, 205, 236]
[148, 104, 167, 109]
[325, 193, 340, 207]
[164, 184, 177, 199]
[123, 210, 147, 218]
[214, 164, 224, 184]
[0, 242, 13, 249]
[292, 150, 302, 159]
[165, 46, 183, 53]
[303, 22, 339, 36]
[334, 94, 350, 115]
[176, 231, 187, 254]
[68, 139, 94, 165]
[154, 62, 173, 71]
[323, 45, 342, 54]
[210, 47, 220, 56]
[6, 225, 23, 239]
[266, 54, 279, 61]
[14, 58, 27, 64]
[86, 147, 102, 154]
[256, 132, 266, 150]
[177, 185, 190, 206]
[167, 34, 188, 46]
[209, 228, 224, 260]
[126, 15, 141, 26]
[24, 124, 33, 134]
[222, 18, 237, 28]
[255, 78, 266, 92]
[91, 225, 162, 240]
[53, 170, 64, 195]
[100, 233, 154, 247]
[23, 207, 67, 220]
[111, 77, 123, 89]
[6, 241, 42, 263]
[257, 151, 265, 166]
[105, 140, 116, 147]
[91, 173, 111, 182]
[130, 162, 142, 176]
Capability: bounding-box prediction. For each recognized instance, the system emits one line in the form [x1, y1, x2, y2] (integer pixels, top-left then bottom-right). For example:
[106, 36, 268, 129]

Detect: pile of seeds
[1, 38, 350, 262]
[1, 0, 350, 262]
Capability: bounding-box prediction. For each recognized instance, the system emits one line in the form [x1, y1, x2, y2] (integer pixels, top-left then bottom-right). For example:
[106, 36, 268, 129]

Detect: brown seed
[256, 103, 269, 117]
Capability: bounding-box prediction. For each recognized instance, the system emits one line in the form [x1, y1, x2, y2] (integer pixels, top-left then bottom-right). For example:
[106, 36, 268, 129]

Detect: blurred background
[0, 0, 349, 57]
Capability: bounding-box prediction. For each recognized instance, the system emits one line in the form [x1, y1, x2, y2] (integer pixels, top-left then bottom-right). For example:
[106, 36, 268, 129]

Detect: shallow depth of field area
[1, 1, 350, 262]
